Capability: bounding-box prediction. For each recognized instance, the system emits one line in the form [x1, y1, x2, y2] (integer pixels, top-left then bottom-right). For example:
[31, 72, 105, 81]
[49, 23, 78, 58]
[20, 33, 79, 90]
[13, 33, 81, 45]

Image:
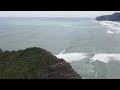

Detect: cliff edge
[0, 47, 81, 79]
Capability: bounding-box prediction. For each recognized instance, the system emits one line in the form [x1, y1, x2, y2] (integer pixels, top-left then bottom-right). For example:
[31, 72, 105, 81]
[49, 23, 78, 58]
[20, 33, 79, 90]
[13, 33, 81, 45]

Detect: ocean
[1, 17, 120, 79]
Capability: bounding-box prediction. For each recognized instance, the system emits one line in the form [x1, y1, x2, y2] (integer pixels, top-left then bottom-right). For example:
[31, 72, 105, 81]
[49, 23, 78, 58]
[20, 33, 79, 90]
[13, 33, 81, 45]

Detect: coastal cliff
[0, 47, 81, 79]
[95, 12, 120, 21]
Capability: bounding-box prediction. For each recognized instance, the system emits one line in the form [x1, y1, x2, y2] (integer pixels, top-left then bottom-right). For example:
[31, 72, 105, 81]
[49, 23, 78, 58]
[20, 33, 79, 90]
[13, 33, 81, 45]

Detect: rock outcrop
[0, 47, 81, 79]
[95, 12, 120, 21]
[41, 59, 81, 79]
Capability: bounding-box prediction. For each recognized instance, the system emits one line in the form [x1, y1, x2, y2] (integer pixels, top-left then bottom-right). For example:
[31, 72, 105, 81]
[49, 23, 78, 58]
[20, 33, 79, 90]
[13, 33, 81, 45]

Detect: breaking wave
[90, 54, 120, 63]
[99, 21, 120, 34]
[106, 30, 114, 34]
[56, 53, 89, 62]
[56, 50, 120, 63]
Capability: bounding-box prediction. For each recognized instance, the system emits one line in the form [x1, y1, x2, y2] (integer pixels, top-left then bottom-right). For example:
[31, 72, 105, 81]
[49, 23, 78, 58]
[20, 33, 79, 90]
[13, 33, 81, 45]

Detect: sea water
[1, 17, 120, 79]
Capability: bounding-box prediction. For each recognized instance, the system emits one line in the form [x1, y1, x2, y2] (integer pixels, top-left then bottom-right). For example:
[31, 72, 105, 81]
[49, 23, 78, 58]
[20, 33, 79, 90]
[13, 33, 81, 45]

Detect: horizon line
[0, 16, 95, 18]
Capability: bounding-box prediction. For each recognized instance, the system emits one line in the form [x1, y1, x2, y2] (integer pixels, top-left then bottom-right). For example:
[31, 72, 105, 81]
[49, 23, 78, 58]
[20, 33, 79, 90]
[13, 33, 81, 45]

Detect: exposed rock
[41, 59, 81, 79]
[0, 47, 82, 79]
[95, 12, 120, 21]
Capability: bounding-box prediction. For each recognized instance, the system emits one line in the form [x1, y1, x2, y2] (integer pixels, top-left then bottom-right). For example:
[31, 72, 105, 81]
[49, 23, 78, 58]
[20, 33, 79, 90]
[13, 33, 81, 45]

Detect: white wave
[56, 50, 120, 63]
[106, 30, 114, 34]
[99, 21, 113, 26]
[99, 21, 120, 34]
[99, 21, 120, 26]
[55, 53, 89, 62]
[90, 54, 120, 63]
[56, 49, 120, 63]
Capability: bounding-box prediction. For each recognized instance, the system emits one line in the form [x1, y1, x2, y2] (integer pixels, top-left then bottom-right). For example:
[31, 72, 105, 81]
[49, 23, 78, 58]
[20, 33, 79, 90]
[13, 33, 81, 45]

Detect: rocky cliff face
[95, 13, 120, 21]
[0, 47, 81, 79]
[40, 58, 81, 79]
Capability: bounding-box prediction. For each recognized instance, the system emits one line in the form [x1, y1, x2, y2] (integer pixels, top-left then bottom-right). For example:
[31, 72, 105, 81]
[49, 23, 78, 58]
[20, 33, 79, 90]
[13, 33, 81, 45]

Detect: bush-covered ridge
[0, 47, 81, 79]
[0, 47, 58, 79]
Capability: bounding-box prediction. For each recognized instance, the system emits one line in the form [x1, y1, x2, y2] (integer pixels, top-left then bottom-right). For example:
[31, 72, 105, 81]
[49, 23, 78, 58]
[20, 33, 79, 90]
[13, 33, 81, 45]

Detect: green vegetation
[0, 47, 56, 79]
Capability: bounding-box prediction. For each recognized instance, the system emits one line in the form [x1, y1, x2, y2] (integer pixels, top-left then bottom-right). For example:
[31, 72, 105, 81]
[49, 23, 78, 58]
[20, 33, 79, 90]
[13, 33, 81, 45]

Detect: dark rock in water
[0, 47, 81, 79]
[95, 12, 120, 21]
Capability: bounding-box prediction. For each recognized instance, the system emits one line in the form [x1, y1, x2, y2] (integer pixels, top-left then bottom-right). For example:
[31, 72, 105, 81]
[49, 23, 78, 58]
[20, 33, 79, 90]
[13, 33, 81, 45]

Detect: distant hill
[0, 47, 81, 79]
[95, 13, 120, 21]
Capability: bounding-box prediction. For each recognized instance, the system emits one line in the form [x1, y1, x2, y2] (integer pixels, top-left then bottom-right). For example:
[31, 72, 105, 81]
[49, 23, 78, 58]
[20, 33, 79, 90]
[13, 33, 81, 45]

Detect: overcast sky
[0, 11, 119, 17]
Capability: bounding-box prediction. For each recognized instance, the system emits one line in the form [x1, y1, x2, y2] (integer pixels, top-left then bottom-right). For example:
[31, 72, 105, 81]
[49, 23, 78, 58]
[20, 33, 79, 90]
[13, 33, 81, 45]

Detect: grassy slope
[0, 47, 57, 79]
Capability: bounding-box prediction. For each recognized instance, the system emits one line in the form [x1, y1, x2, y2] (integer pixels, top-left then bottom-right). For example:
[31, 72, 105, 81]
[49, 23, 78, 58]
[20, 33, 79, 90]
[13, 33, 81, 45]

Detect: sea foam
[90, 54, 120, 63]
[55, 53, 89, 62]
[56, 50, 120, 63]
[99, 21, 120, 34]
[106, 30, 114, 34]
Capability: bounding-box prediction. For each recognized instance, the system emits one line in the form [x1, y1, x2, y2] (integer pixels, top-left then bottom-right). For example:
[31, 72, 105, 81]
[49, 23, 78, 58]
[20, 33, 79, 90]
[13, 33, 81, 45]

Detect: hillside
[0, 47, 81, 79]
